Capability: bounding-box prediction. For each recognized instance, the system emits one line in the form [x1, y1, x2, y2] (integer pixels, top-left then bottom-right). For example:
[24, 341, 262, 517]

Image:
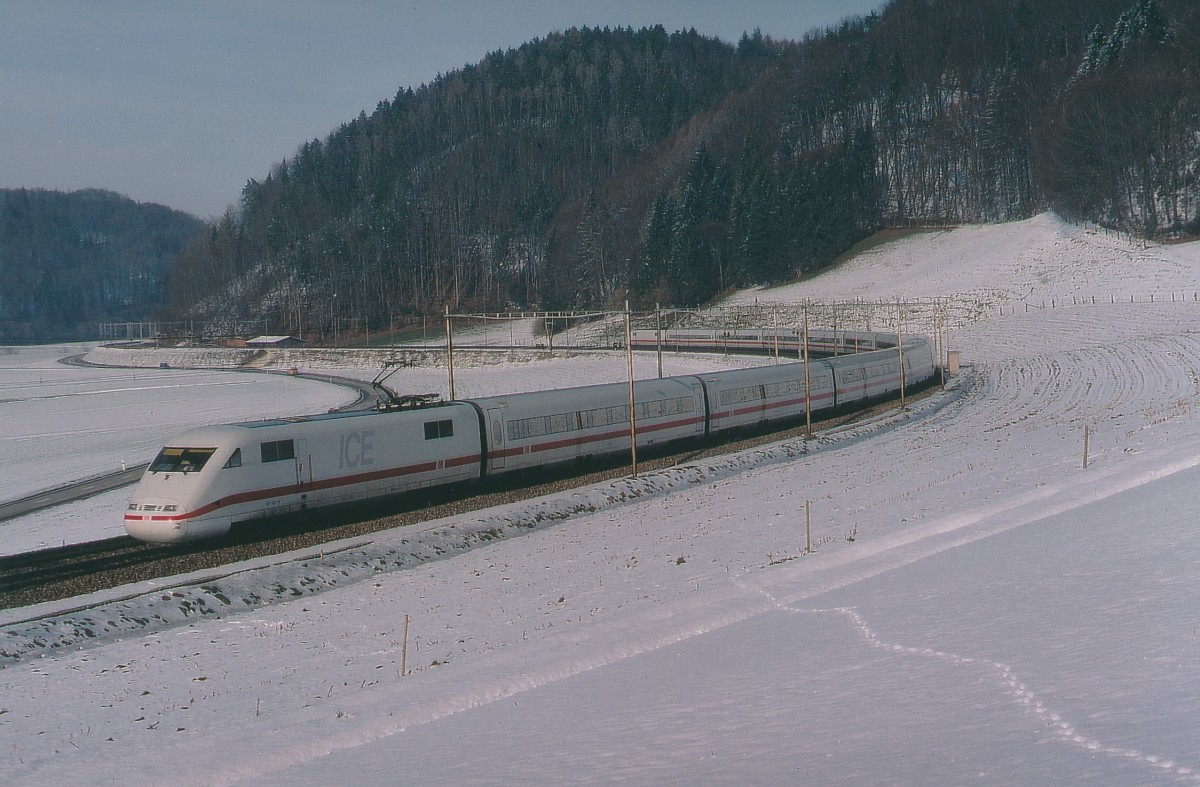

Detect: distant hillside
[0, 189, 204, 341]
[165, 0, 1199, 342]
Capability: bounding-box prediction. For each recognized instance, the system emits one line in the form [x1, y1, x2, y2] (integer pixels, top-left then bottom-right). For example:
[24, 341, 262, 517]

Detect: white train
[629, 327, 892, 356]
[124, 332, 936, 543]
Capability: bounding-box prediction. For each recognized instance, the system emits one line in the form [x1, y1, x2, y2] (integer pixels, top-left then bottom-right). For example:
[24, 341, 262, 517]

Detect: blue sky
[2, 1, 882, 218]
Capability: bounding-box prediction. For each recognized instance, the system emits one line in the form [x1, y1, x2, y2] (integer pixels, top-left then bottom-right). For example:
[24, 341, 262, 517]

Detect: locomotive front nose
[123, 498, 188, 543]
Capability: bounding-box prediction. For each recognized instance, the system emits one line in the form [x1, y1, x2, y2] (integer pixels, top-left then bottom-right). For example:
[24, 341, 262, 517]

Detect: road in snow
[3, 213, 1200, 785]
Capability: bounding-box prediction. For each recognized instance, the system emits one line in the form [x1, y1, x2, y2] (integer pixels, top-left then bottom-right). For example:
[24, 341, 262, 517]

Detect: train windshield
[149, 447, 217, 474]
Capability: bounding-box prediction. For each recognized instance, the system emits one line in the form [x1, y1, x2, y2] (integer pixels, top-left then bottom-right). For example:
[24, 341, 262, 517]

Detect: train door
[294, 438, 312, 490]
[291, 437, 310, 514]
[487, 408, 506, 470]
[694, 379, 710, 436]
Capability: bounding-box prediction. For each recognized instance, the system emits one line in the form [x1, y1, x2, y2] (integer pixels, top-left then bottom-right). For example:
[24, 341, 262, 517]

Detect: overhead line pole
[445, 305, 455, 401]
[655, 304, 663, 379]
[775, 305, 783, 363]
[803, 304, 812, 437]
[896, 301, 906, 409]
[625, 301, 638, 478]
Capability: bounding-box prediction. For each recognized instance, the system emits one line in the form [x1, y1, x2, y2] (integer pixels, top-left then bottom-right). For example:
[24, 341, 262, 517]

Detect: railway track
[1, 361, 383, 526]
[1, 537, 175, 596]
[0, 388, 931, 612]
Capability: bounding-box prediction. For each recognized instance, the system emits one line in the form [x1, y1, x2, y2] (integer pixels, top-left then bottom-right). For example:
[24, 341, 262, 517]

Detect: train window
[424, 419, 454, 440]
[261, 439, 295, 463]
[578, 408, 603, 430]
[763, 379, 804, 398]
[720, 385, 761, 406]
[507, 410, 588, 441]
[863, 361, 895, 379]
[666, 396, 694, 415]
[222, 448, 242, 469]
[150, 446, 217, 474]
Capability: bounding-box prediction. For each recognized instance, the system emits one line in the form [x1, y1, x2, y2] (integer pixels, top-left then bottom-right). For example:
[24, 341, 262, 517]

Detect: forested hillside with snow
[165, 0, 1199, 340]
[0, 189, 202, 340]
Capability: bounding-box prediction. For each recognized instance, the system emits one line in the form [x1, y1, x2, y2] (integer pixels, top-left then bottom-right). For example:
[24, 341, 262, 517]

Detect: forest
[0, 189, 204, 341]
[12, 0, 1196, 342]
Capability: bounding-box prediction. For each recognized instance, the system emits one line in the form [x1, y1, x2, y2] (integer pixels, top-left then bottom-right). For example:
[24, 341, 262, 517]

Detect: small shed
[245, 335, 306, 349]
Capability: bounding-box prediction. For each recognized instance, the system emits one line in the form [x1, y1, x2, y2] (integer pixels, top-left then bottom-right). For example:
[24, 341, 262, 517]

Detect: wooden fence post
[401, 614, 410, 676]
[805, 500, 812, 554]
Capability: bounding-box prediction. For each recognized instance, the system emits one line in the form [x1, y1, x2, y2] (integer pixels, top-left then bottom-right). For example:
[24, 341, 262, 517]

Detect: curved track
[0, 391, 919, 609]
[0, 358, 381, 522]
[61, 352, 380, 410]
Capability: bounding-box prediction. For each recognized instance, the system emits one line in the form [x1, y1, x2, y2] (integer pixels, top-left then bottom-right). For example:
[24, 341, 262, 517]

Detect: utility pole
[803, 305, 812, 437]
[625, 301, 638, 478]
[655, 304, 663, 379]
[445, 305, 456, 400]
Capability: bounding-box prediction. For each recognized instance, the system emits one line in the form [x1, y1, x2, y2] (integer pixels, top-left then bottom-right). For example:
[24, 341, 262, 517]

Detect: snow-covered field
[0, 352, 351, 552]
[0, 351, 356, 500]
[4, 213, 1200, 784]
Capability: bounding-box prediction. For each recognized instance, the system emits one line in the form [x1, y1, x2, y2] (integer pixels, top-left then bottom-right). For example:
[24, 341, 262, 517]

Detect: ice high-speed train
[124, 331, 935, 543]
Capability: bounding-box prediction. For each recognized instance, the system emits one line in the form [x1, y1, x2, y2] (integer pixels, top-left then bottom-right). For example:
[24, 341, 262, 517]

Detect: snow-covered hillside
[3, 213, 1200, 784]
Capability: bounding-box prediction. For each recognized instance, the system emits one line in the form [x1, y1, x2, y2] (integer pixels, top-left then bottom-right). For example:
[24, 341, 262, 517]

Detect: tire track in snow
[803, 606, 1200, 783]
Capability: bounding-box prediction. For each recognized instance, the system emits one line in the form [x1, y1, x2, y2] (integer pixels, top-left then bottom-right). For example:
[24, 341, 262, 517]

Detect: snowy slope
[3, 213, 1200, 785]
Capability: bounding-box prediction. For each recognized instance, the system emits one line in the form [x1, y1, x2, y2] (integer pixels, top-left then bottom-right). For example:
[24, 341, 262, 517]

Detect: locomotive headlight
[126, 500, 182, 515]
[124, 497, 188, 542]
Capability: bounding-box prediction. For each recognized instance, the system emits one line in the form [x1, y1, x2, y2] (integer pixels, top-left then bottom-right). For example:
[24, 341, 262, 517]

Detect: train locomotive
[124, 331, 936, 543]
